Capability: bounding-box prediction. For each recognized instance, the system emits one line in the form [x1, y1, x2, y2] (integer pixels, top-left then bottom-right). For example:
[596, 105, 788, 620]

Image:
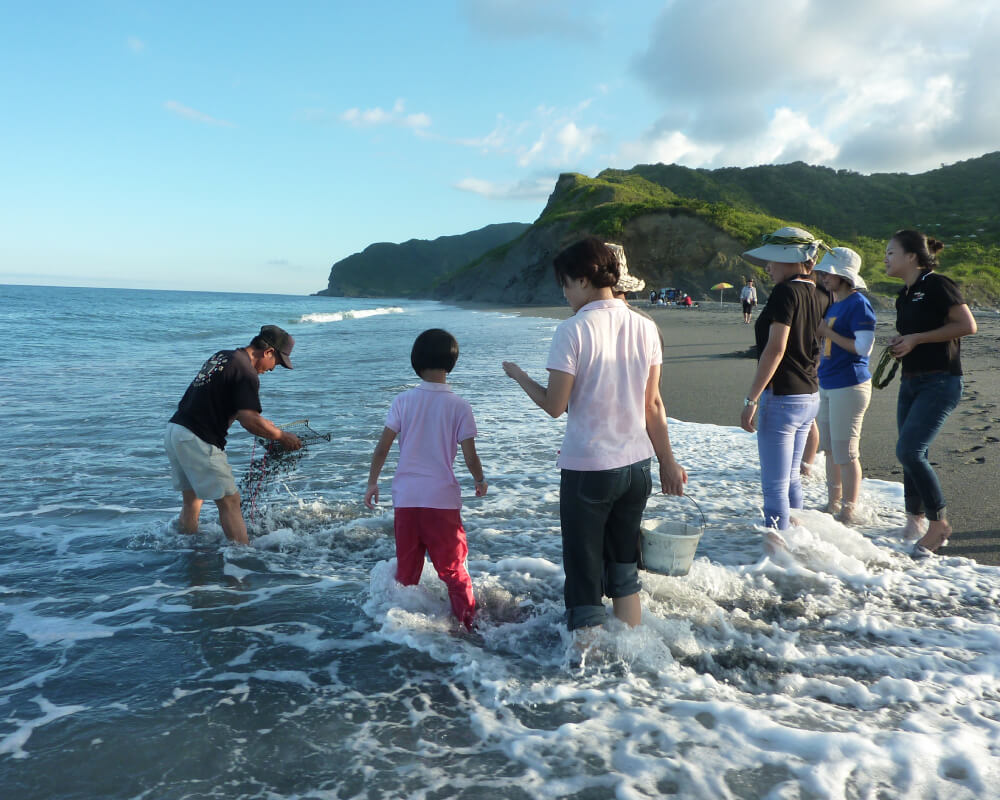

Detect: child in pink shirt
[364, 329, 488, 629]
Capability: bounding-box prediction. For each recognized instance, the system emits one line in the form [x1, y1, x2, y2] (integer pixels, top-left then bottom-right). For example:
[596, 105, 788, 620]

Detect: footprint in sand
[966, 456, 986, 464]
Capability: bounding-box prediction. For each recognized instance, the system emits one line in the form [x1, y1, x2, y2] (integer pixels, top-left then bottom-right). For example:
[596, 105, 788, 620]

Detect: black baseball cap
[259, 325, 294, 369]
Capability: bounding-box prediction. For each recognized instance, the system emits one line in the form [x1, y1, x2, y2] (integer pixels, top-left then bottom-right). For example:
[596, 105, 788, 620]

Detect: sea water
[1, 284, 998, 799]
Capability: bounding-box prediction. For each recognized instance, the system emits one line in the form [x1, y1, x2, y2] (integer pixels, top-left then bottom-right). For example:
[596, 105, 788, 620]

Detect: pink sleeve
[645, 318, 662, 366]
[385, 394, 403, 432]
[456, 402, 477, 443]
[545, 320, 578, 375]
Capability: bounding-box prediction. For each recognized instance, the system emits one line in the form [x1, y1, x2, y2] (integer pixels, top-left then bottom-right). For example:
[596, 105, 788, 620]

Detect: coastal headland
[483, 301, 1000, 565]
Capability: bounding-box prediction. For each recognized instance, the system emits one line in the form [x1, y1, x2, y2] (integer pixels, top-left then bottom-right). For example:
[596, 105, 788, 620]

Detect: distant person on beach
[739, 227, 826, 531]
[884, 230, 977, 558]
[740, 278, 758, 323]
[649, 289, 657, 306]
[165, 325, 302, 545]
[813, 248, 876, 524]
[364, 328, 487, 630]
[502, 238, 686, 632]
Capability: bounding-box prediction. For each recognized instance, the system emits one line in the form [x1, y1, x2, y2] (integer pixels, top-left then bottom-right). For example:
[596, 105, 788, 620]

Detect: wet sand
[481, 300, 1000, 565]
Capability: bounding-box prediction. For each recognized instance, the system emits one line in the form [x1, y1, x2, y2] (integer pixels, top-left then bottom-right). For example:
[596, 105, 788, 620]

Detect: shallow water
[1, 285, 998, 799]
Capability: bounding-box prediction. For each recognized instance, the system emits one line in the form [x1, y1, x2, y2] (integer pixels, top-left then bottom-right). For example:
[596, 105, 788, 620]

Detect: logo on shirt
[192, 352, 229, 387]
[911, 291, 925, 302]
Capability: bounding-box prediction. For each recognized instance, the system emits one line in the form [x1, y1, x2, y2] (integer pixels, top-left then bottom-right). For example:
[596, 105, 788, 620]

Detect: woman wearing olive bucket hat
[813, 248, 876, 524]
[739, 227, 827, 531]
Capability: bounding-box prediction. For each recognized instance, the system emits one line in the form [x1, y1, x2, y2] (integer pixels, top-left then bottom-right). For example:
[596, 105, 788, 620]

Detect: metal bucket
[640, 494, 705, 576]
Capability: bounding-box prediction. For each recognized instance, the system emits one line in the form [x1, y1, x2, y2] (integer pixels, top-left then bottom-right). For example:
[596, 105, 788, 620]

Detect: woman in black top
[739, 227, 827, 531]
[885, 229, 977, 557]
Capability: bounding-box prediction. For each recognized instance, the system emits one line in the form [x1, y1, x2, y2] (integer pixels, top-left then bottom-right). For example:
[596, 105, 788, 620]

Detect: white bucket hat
[814, 247, 867, 289]
[606, 242, 646, 293]
[742, 226, 826, 267]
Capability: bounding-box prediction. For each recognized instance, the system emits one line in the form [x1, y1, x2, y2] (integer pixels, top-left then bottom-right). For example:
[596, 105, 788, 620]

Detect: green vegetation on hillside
[534, 154, 1000, 306]
[538, 171, 795, 242]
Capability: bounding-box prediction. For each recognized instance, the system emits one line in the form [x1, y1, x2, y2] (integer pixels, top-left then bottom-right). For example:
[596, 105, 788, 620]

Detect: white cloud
[163, 101, 234, 128]
[126, 36, 145, 54]
[339, 99, 432, 131]
[554, 121, 600, 163]
[627, 0, 999, 173]
[454, 176, 554, 199]
[617, 130, 722, 169]
[458, 101, 601, 169]
[404, 112, 432, 129]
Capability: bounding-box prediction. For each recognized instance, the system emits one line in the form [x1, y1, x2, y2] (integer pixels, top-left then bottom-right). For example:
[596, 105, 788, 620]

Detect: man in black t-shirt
[165, 325, 302, 544]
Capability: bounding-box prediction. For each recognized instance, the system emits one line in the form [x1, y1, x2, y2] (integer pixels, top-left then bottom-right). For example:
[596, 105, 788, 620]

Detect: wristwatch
[744, 397, 758, 407]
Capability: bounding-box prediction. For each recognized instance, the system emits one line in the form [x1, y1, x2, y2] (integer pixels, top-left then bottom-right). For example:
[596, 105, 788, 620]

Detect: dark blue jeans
[896, 373, 963, 521]
[560, 459, 652, 630]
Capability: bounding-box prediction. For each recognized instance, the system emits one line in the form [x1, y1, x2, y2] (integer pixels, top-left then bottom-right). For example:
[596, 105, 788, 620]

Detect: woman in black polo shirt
[885, 229, 977, 557]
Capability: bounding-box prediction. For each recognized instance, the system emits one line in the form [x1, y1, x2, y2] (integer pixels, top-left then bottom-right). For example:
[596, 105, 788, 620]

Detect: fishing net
[239, 419, 331, 522]
[872, 345, 899, 389]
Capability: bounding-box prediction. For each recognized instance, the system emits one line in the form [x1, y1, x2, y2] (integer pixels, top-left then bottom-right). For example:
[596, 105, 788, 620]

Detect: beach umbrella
[711, 281, 734, 302]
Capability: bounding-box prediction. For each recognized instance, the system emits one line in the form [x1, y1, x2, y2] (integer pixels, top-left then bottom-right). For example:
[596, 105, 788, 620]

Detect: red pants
[394, 507, 476, 629]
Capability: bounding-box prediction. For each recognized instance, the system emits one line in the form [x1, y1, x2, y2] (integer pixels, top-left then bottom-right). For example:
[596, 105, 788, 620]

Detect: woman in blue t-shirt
[813, 248, 876, 524]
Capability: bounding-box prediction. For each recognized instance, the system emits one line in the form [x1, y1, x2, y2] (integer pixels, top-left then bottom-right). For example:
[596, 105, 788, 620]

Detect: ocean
[1, 284, 998, 799]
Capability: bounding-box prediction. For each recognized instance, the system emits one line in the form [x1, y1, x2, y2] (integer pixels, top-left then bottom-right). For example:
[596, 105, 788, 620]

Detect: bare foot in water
[915, 520, 952, 553]
[900, 515, 928, 540]
[836, 502, 855, 525]
[763, 531, 789, 556]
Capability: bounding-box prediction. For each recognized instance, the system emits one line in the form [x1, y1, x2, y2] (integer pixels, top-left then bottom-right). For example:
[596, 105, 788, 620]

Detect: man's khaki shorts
[164, 423, 238, 501]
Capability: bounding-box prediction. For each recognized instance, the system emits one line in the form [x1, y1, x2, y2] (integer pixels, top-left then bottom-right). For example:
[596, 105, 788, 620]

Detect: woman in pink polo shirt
[503, 238, 687, 632]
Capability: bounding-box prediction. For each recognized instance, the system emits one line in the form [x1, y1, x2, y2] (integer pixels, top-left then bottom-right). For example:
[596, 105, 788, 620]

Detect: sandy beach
[490, 300, 1000, 565]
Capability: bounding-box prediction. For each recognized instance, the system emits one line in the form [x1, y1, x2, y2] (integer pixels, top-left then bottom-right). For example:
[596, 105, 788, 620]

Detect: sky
[2, 0, 998, 294]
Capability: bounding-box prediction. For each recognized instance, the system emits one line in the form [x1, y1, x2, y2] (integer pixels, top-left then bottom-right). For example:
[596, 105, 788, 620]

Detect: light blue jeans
[757, 389, 820, 530]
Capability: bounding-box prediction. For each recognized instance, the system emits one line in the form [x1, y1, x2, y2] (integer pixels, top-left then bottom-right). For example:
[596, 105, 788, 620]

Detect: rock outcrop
[433, 210, 754, 304]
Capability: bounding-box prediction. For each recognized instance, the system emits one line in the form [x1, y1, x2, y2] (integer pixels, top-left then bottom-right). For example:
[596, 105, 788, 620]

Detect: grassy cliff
[323, 153, 1000, 306]
[514, 154, 1000, 306]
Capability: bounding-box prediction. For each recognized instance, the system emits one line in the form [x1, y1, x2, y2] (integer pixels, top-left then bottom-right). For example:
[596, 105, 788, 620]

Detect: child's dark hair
[892, 229, 944, 271]
[411, 328, 459, 375]
[552, 237, 620, 289]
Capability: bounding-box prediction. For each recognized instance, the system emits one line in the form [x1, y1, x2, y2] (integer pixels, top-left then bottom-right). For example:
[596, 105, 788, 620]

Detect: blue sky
[2, 1, 997, 294]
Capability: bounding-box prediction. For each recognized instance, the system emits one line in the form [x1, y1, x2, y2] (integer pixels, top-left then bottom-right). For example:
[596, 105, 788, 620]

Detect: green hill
[431, 153, 1000, 306]
[621, 155, 1000, 302]
[316, 222, 530, 297]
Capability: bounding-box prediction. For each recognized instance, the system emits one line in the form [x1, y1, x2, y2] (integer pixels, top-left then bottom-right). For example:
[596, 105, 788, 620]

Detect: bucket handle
[657, 493, 706, 528]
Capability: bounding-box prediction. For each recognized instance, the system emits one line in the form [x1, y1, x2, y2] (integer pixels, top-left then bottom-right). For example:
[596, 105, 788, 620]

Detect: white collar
[416, 381, 453, 392]
[578, 298, 625, 313]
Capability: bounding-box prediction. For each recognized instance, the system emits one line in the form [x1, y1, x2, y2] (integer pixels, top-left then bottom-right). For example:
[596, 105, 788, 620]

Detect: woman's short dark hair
[411, 328, 459, 375]
[892, 229, 944, 271]
[552, 237, 620, 289]
[249, 335, 271, 351]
